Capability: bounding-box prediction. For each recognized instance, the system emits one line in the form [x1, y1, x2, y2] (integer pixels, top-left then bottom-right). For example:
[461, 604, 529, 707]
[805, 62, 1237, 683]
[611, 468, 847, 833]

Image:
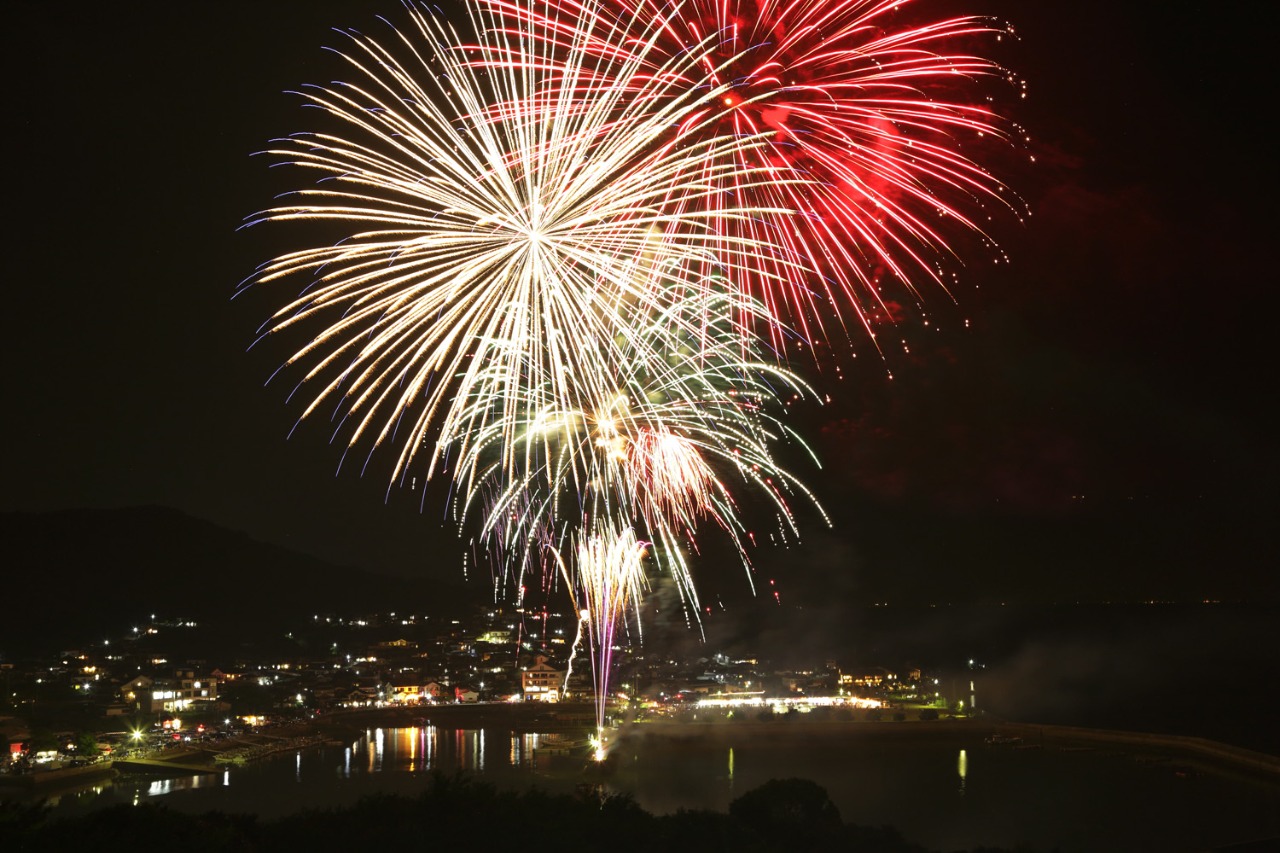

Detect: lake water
[27, 724, 1280, 852]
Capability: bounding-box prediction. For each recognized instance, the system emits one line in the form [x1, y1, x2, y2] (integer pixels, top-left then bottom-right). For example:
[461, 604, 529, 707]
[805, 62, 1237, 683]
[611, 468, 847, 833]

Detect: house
[388, 678, 425, 704]
[520, 655, 564, 702]
[118, 675, 154, 712]
[125, 669, 220, 714]
[344, 685, 380, 707]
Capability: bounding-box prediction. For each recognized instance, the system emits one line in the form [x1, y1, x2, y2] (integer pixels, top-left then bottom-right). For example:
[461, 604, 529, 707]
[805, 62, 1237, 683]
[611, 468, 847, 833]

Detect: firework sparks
[243, 0, 807, 493]
[626, 424, 718, 537]
[463, 284, 827, 622]
[486, 0, 1025, 343]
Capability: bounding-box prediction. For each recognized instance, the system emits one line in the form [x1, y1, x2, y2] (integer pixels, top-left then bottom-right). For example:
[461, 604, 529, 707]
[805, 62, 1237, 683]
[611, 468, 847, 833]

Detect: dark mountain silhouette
[0, 506, 488, 656]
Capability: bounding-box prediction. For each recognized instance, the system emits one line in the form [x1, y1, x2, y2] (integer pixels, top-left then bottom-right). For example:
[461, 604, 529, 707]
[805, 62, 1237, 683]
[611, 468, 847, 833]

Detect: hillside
[0, 506, 487, 656]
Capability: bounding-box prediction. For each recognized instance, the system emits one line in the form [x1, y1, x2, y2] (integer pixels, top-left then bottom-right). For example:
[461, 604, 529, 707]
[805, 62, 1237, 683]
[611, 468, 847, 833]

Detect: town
[1, 603, 975, 775]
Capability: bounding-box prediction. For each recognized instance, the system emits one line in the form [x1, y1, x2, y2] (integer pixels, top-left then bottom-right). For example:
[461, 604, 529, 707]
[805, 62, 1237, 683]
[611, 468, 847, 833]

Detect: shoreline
[0, 760, 116, 792]
[10, 705, 1274, 800]
[10, 708, 1276, 851]
[261, 705, 1280, 782]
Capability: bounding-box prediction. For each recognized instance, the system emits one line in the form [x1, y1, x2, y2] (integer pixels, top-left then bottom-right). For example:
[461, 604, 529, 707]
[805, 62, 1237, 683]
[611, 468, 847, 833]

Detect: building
[839, 667, 897, 689]
[520, 655, 564, 702]
[388, 677, 427, 704]
[121, 669, 219, 714]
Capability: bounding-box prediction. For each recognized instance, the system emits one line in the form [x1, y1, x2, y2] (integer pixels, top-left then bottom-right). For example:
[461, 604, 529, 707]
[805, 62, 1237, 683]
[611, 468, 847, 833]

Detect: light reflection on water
[338, 726, 541, 776]
[27, 725, 555, 819]
[511, 731, 540, 766]
[145, 771, 222, 798]
[21, 726, 1280, 853]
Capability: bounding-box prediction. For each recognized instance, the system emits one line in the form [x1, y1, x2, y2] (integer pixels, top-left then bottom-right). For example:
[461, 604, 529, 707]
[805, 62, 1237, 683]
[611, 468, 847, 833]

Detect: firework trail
[556, 525, 648, 754]
[486, 0, 1025, 344]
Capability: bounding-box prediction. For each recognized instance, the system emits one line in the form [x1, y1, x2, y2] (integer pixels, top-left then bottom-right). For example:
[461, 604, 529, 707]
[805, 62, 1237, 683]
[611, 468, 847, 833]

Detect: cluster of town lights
[695, 694, 883, 711]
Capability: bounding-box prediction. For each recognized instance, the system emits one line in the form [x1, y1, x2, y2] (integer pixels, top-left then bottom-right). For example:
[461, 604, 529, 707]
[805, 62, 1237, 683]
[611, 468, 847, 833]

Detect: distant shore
[993, 721, 1280, 779]
[620, 716, 1280, 780]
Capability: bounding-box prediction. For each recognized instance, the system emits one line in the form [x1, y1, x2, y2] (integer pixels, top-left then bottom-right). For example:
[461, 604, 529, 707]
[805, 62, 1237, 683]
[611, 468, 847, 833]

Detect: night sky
[7, 1, 1275, 604]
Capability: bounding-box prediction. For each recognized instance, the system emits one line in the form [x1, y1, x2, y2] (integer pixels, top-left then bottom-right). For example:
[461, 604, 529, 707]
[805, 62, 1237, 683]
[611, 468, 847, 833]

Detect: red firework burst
[489, 0, 1026, 346]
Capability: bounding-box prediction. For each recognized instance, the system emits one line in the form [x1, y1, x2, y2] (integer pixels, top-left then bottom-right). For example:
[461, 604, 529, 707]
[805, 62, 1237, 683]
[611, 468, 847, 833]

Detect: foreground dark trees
[0, 773, 1047, 853]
